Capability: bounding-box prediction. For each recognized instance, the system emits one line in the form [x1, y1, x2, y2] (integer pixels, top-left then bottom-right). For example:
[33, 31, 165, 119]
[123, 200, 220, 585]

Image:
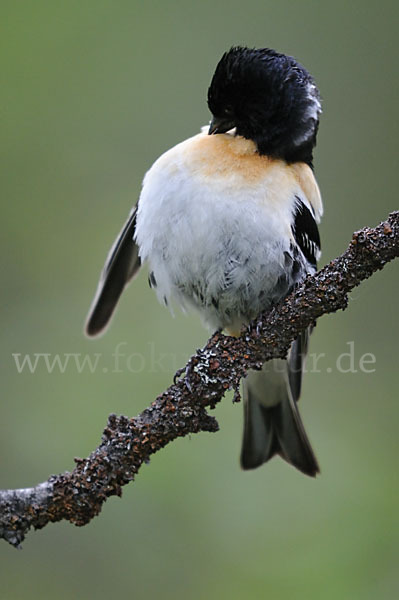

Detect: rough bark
[1, 212, 398, 548]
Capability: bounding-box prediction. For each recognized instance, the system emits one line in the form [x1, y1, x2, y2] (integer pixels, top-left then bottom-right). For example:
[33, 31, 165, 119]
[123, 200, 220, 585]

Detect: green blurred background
[1, 1, 398, 598]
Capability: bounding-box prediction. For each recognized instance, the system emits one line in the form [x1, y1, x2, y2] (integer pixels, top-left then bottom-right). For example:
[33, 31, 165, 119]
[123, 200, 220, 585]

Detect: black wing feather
[291, 197, 320, 267]
[85, 206, 141, 337]
[288, 198, 320, 403]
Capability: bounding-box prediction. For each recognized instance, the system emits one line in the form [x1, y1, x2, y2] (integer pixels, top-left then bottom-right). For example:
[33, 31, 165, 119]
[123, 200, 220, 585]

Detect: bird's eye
[223, 105, 233, 117]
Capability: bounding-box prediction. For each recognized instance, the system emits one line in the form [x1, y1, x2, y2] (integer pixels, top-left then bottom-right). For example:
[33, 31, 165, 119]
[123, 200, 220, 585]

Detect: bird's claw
[173, 366, 185, 384]
[173, 363, 194, 392]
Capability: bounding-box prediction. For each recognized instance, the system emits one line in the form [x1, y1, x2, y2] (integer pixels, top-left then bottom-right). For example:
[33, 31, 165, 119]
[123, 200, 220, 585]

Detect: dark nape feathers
[208, 46, 321, 167]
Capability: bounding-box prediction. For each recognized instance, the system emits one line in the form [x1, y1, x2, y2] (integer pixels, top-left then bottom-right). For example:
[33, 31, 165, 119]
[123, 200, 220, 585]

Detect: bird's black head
[207, 46, 321, 166]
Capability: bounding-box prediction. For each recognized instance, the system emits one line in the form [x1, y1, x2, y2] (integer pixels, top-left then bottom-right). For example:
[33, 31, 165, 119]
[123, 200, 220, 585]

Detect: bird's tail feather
[240, 360, 319, 477]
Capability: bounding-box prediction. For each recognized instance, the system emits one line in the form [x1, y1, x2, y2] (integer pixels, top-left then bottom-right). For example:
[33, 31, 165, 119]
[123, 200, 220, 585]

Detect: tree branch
[1, 212, 399, 548]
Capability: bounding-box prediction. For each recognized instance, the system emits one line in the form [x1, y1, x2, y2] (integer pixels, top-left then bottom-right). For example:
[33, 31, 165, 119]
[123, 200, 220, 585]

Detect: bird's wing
[291, 195, 321, 267]
[85, 206, 141, 337]
[287, 186, 321, 401]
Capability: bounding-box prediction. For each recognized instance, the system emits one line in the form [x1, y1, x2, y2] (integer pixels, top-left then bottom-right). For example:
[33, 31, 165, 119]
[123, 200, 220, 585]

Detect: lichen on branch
[1, 212, 398, 548]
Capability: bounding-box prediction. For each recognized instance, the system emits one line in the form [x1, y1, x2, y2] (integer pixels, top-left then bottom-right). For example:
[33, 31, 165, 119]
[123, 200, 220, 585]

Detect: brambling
[86, 46, 323, 476]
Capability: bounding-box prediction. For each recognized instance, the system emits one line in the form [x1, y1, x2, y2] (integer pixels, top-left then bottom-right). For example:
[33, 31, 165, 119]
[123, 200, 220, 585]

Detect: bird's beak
[208, 117, 235, 135]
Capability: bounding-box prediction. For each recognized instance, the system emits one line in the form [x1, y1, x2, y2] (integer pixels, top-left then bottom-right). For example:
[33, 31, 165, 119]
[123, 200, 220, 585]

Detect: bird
[85, 46, 323, 477]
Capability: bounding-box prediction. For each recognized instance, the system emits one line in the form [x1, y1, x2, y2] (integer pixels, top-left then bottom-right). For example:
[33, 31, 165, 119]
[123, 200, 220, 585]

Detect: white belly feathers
[135, 130, 321, 331]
